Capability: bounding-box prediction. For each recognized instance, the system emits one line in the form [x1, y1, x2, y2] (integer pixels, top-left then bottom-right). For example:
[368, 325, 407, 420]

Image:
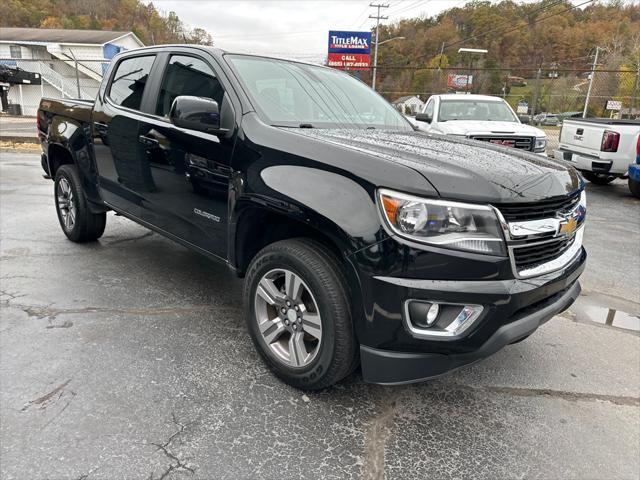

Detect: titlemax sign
[329, 35, 369, 50]
[328, 31, 372, 54]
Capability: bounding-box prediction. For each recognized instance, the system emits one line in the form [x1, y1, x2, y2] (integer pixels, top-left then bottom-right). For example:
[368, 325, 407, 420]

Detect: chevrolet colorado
[38, 46, 587, 389]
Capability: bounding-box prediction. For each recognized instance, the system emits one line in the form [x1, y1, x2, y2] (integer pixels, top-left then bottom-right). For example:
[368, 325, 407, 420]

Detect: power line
[353, 2, 373, 29]
[387, 0, 426, 17]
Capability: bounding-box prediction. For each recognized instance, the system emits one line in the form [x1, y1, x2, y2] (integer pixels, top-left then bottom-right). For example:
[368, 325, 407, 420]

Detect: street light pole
[583, 46, 601, 118]
[458, 48, 487, 95]
[369, 2, 389, 91]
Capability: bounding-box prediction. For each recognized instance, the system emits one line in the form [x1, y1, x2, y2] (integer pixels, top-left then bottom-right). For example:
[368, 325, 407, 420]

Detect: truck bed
[563, 118, 640, 126]
[38, 97, 94, 125]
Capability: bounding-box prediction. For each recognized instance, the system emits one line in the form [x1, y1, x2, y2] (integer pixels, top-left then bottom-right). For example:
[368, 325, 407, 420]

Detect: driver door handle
[139, 135, 159, 147]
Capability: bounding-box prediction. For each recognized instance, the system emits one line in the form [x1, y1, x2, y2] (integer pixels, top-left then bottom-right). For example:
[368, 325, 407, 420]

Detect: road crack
[2, 295, 237, 320]
[21, 379, 72, 411]
[474, 385, 640, 406]
[148, 413, 196, 480]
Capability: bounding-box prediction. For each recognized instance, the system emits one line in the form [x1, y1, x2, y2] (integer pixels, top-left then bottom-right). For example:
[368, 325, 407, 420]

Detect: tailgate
[559, 121, 603, 155]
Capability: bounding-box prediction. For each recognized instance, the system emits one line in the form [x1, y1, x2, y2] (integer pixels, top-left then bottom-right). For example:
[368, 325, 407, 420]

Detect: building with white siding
[0, 28, 144, 115]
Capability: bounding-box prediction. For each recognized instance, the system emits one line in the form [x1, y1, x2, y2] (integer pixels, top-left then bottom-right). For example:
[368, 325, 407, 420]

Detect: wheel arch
[45, 116, 105, 211]
[230, 202, 367, 340]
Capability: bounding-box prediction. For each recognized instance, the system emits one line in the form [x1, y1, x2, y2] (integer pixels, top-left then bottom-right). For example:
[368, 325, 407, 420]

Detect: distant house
[391, 95, 424, 114]
[0, 28, 144, 115]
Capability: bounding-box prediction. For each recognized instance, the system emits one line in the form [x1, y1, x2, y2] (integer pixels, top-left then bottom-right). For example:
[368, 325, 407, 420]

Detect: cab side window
[424, 99, 434, 121]
[156, 55, 225, 117]
[108, 55, 155, 110]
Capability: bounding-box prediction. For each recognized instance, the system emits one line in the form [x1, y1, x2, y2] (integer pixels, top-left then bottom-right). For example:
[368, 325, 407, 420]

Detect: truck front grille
[512, 235, 576, 271]
[496, 191, 581, 222]
[470, 136, 534, 151]
[493, 189, 585, 278]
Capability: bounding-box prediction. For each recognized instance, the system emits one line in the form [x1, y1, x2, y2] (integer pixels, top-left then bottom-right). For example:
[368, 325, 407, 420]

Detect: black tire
[629, 177, 640, 199]
[54, 164, 106, 242]
[582, 171, 616, 185]
[243, 238, 358, 390]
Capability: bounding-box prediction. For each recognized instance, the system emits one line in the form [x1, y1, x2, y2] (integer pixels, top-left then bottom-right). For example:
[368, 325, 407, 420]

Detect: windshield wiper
[299, 123, 315, 128]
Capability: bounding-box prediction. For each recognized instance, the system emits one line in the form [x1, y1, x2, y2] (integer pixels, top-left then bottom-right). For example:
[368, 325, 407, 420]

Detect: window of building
[9, 45, 22, 59]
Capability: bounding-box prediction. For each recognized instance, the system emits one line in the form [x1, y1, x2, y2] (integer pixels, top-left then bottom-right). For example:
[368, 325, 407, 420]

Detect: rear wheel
[582, 171, 616, 185]
[243, 238, 358, 390]
[629, 177, 640, 198]
[54, 165, 106, 242]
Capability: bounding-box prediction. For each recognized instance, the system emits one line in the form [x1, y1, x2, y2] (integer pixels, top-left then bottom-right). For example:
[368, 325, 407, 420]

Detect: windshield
[439, 100, 518, 122]
[227, 55, 411, 130]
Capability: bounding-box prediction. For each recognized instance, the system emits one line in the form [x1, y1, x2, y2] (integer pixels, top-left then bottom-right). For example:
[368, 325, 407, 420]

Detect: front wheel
[243, 238, 358, 390]
[54, 164, 106, 242]
[629, 177, 640, 198]
[582, 171, 616, 185]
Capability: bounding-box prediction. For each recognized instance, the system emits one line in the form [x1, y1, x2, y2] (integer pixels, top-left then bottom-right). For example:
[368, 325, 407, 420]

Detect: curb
[0, 136, 39, 145]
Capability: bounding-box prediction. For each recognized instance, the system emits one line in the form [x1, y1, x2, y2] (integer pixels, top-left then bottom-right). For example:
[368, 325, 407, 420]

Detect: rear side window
[108, 55, 155, 110]
[156, 55, 225, 117]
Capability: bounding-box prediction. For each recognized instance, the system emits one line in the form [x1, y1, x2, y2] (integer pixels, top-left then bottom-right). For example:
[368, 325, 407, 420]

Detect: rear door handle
[139, 135, 159, 147]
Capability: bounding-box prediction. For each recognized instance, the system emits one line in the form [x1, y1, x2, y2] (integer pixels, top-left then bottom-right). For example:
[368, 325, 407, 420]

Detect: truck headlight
[378, 189, 506, 256]
[534, 137, 547, 152]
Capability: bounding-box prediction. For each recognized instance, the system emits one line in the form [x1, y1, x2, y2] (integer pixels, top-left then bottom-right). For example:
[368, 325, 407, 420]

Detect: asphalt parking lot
[1, 151, 639, 480]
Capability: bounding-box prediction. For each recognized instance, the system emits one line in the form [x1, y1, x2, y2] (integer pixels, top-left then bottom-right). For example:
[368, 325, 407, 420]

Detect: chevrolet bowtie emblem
[559, 217, 577, 235]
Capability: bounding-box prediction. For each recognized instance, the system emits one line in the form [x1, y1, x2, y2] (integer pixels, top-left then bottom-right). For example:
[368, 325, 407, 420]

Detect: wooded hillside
[374, 1, 639, 81]
[2, 0, 213, 46]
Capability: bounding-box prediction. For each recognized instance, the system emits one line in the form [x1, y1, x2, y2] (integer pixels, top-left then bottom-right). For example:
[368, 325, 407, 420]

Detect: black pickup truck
[38, 46, 587, 389]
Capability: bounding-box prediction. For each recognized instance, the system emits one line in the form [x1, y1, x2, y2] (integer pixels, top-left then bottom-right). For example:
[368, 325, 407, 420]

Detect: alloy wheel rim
[57, 178, 76, 231]
[254, 268, 323, 368]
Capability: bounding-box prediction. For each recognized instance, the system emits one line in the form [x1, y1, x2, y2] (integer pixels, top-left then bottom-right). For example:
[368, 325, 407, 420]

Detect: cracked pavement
[1, 152, 639, 479]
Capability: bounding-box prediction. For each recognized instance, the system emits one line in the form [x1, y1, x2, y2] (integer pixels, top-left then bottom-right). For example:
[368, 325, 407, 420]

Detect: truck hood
[427, 120, 546, 138]
[289, 128, 580, 203]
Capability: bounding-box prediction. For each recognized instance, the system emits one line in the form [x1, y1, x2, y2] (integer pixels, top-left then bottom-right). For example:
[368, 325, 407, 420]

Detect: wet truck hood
[289, 129, 580, 203]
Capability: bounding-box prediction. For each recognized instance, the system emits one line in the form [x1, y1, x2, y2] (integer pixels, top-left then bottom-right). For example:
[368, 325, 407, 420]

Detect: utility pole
[369, 2, 389, 91]
[583, 46, 601, 118]
[531, 63, 542, 117]
[438, 41, 445, 70]
[632, 64, 639, 113]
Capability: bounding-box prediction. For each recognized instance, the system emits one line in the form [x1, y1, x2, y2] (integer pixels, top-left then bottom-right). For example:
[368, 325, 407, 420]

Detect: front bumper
[361, 280, 580, 384]
[350, 237, 586, 384]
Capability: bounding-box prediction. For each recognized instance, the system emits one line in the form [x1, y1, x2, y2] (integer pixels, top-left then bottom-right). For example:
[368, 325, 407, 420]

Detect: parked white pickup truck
[554, 118, 640, 188]
[411, 94, 548, 155]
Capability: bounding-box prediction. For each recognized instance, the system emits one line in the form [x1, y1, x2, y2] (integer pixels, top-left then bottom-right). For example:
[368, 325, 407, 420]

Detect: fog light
[426, 303, 439, 326]
[405, 300, 484, 339]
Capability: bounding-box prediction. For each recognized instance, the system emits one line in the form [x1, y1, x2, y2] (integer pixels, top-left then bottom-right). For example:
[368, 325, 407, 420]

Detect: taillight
[600, 130, 619, 152]
[36, 111, 41, 131]
[636, 133, 640, 163]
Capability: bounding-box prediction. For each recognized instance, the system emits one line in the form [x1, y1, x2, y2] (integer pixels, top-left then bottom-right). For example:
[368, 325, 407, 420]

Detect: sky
[151, 0, 596, 61]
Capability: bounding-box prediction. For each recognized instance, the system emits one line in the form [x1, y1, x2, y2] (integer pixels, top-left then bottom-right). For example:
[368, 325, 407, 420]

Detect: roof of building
[0, 27, 138, 45]
[392, 95, 423, 104]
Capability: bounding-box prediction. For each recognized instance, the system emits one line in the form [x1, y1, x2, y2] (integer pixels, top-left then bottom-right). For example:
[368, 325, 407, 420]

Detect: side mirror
[169, 95, 226, 134]
[415, 113, 432, 123]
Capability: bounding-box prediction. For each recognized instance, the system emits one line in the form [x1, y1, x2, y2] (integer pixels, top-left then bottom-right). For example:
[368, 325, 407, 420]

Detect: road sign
[327, 31, 371, 70]
[606, 100, 622, 111]
[447, 74, 473, 90]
